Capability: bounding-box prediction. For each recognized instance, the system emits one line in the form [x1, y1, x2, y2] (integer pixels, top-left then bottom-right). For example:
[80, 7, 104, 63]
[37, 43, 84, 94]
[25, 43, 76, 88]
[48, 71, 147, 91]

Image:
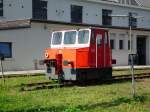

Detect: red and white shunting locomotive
[44, 27, 113, 81]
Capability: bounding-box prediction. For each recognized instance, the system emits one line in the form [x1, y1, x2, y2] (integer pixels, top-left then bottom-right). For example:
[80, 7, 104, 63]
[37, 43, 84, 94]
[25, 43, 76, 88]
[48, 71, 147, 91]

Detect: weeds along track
[20, 72, 150, 91]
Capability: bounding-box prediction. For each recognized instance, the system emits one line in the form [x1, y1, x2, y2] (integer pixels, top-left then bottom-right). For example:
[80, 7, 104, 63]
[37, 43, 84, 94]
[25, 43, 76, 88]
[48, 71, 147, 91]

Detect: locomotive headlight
[58, 49, 62, 54]
[63, 60, 69, 66]
[45, 52, 49, 58]
[63, 60, 73, 66]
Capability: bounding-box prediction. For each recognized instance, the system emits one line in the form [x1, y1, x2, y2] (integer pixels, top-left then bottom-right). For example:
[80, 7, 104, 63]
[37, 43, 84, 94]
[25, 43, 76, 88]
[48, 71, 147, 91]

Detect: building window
[110, 33, 116, 49]
[119, 40, 124, 50]
[102, 9, 112, 26]
[71, 5, 83, 23]
[129, 12, 137, 28]
[0, 42, 12, 58]
[0, 0, 3, 16]
[110, 39, 115, 50]
[32, 0, 47, 20]
[128, 40, 130, 50]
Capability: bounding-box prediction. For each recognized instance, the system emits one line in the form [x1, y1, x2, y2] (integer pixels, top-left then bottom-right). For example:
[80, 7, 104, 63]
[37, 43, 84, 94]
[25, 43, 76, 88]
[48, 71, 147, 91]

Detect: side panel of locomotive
[44, 28, 112, 81]
[75, 28, 112, 81]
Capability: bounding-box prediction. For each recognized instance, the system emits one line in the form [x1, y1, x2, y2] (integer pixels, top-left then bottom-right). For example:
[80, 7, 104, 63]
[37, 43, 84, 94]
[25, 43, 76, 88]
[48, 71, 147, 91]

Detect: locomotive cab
[44, 28, 112, 81]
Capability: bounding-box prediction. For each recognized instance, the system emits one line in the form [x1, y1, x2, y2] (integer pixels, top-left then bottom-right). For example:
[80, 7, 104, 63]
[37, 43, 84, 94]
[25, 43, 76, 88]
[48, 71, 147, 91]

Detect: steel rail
[20, 73, 150, 91]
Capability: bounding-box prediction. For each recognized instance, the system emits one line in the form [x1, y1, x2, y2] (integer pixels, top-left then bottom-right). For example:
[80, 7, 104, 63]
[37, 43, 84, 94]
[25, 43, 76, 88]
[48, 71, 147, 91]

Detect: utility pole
[111, 13, 143, 98]
[128, 12, 135, 98]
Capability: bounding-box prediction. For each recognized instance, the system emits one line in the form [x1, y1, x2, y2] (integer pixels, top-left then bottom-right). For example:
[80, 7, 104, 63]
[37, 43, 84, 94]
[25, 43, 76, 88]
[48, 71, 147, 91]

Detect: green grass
[113, 69, 150, 76]
[0, 75, 150, 112]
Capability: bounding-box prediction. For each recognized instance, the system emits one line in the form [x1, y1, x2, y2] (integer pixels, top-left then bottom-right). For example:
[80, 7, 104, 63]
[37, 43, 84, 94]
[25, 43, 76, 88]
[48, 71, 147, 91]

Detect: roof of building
[97, 0, 119, 3]
[86, 0, 150, 8]
[0, 19, 31, 30]
[1, 19, 150, 32]
[136, 0, 150, 8]
[31, 19, 150, 32]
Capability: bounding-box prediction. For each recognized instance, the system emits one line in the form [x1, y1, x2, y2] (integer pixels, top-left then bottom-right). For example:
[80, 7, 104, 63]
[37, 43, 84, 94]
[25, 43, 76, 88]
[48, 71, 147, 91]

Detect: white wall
[109, 29, 150, 66]
[0, 22, 150, 71]
[2, 0, 32, 21]
[1, 0, 150, 29]
[0, 22, 86, 71]
[47, 0, 150, 28]
[0, 23, 50, 71]
[0, 0, 150, 71]
[48, 0, 150, 28]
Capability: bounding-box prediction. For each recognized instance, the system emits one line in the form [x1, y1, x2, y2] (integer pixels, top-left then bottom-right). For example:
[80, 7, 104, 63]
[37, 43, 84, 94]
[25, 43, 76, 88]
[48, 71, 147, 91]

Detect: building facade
[0, 0, 150, 71]
[0, 0, 150, 28]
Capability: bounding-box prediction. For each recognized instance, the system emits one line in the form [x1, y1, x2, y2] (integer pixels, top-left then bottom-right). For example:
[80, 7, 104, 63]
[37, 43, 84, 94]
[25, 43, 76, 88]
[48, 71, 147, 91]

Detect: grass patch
[113, 69, 150, 76]
[0, 75, 150, 112]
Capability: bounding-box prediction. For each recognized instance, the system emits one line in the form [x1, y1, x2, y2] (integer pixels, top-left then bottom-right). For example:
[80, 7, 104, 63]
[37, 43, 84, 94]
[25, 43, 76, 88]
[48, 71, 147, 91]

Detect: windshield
[78, 30, 89, 44]
[52, 32, 62, 45]
[64, 31, 76, 44]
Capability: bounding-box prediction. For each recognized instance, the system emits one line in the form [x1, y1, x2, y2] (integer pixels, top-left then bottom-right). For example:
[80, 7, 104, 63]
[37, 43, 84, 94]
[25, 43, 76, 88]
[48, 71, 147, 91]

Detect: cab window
[64, 31, 76, 44]
[78, 30, 89, 44]
[52, 32, 62, 45]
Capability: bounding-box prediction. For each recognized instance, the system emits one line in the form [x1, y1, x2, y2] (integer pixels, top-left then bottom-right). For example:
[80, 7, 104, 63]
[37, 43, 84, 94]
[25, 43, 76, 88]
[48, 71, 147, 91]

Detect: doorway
[137, 36, 147, 65]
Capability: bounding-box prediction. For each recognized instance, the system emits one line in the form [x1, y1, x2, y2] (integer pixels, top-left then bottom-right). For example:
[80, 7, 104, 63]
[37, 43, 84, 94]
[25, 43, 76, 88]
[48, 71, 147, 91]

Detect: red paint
[44, 28, 112, 74]
[56, 54, 62, 75]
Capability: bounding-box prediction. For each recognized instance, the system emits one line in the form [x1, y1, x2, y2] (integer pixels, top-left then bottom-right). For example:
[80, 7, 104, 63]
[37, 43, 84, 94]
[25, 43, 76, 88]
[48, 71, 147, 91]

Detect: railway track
[112, 73, 150, 80]
[0, 68, 150, 79]
[20, 81, 73, 91]
[20, 73, 150, 91]
[0, 73, 44, 79]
